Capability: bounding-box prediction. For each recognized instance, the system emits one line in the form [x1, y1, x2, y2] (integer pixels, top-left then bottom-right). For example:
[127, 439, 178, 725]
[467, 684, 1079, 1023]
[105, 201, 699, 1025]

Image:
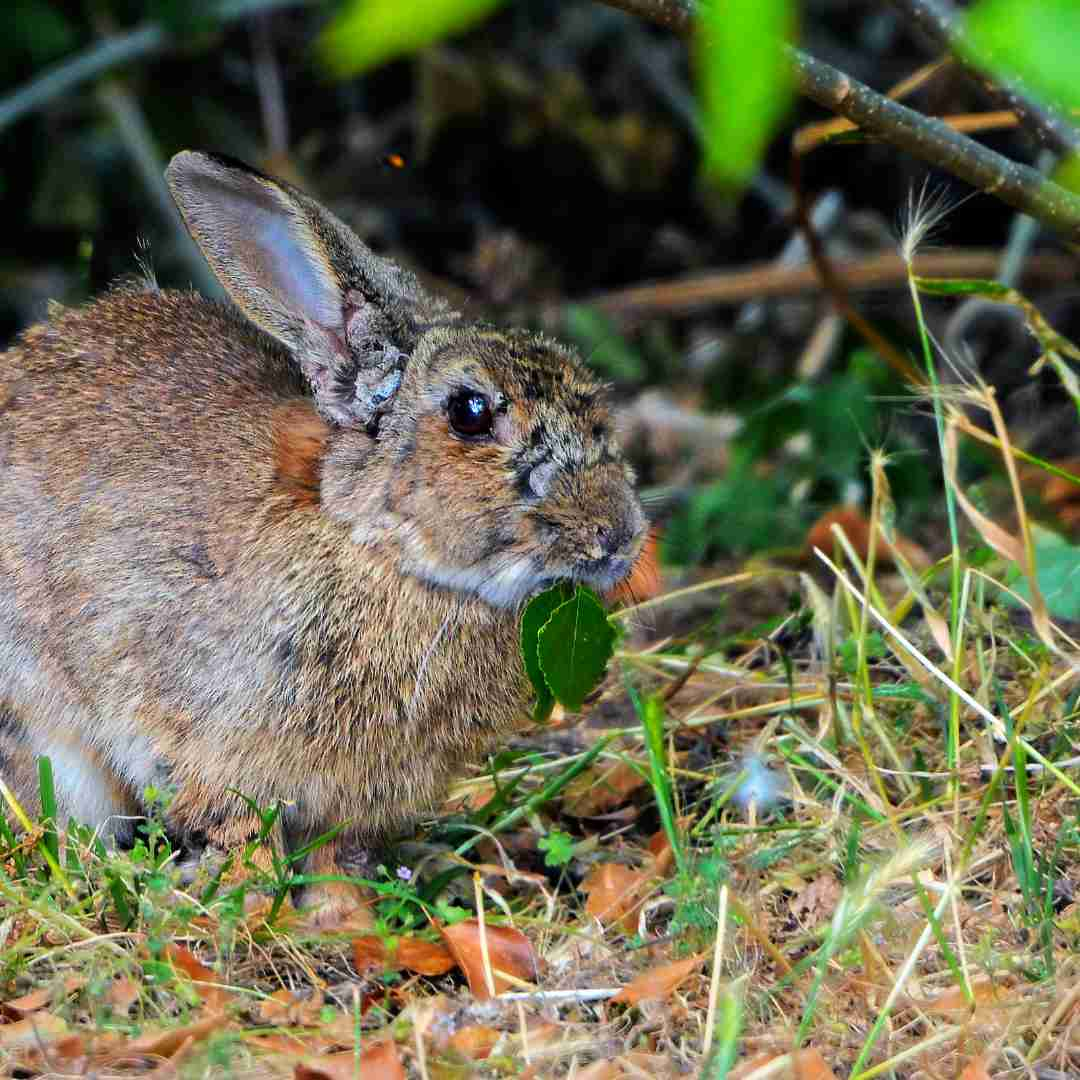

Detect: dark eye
[448, 389, 494, 438]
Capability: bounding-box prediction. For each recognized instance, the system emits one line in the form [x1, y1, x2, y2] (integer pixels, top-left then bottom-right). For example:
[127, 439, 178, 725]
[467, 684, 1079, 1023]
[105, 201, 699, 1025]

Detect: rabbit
[0, 151, 647, 924]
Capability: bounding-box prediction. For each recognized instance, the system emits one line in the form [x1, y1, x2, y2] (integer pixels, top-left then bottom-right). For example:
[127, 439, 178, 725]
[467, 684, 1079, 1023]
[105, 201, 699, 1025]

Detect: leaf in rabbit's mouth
[519, 584, 620, 723]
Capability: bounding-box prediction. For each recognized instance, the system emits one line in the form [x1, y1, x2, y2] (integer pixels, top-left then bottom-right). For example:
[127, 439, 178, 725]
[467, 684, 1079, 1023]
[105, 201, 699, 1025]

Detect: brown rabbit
[0, 151, 646, 923]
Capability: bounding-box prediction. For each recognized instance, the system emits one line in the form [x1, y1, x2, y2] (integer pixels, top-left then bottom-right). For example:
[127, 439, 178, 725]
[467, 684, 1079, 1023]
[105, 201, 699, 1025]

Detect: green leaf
[537, 587, 616, 712]
[319, 0, 506, 78]
[520, 583, 571, 722]
[1011, 525, 1080, 622]
[696, 0, 796, 191]
[963, 0, 1080, 113]
[537, 829, 575, 868]
[563, 305, 646, 383]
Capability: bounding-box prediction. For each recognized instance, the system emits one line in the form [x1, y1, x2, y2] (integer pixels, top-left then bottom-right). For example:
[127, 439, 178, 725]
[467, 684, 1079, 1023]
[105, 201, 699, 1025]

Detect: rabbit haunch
[0, 151, 646, 924]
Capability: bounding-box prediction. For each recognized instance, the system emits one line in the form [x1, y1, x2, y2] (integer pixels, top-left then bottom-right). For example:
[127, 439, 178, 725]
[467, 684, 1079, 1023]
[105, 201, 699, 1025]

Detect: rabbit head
[168, 152, 646, 609]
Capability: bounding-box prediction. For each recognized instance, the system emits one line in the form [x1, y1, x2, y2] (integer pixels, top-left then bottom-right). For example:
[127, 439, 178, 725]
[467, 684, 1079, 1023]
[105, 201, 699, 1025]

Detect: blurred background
[3, 0, 1078, 579]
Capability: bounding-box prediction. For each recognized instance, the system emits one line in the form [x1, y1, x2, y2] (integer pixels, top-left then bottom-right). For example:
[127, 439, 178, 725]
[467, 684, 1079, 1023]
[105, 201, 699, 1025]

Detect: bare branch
[595, 0, 1080, 244]
[891, 0, 1080, 158]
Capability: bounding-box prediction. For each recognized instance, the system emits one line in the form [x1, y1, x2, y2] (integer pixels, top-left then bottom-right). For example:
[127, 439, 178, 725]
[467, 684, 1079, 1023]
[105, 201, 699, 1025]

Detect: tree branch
[890, 0, 1080, 158]
[595, 0, 1080, 245]
[788, 45, 1080, 244]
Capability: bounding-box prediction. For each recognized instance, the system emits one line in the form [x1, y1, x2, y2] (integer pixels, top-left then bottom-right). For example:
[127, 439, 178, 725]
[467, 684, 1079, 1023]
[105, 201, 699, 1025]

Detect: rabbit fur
[0, 151, 646, 922]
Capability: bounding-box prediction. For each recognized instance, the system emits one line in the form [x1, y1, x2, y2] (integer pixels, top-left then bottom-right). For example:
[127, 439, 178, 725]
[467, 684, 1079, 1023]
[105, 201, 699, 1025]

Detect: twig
[251, 13, 289, 158]
[593, 0, 1080, 244]
[788, 45, 1080, 244]
[890, 0, 1080, 158]
[588, 249, 1076, 317]
[790, 156, 925, 385]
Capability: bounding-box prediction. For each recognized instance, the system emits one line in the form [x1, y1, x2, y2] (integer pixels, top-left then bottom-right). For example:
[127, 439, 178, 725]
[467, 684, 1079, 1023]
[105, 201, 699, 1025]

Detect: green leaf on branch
[695, 0, 796, 192]
[963, 0, 1080, 114]
[319, 0, 506, 78]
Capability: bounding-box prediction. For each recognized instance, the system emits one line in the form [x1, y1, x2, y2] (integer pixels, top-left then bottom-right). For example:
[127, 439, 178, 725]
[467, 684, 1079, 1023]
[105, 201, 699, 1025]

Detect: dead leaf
[122, 1013, 231, 1060]
[564, 760, 647, 817]
[575, 1063, 625, 1080]
[793, 1048, 840, 1080]
[258, 987, 326, 1026]
[352, 934, 457, 977]
[923, 978, 1008, 1016]
[612, 952, 706, 1005]
[438, 921, 540, 999]
[0, 1011, 68, 1050]
[581, 862, 653, 933]
[805, 507, 929, 569]
[958, 1055, 992, 1080]
[352, 935, 388, 972]
[1, 975, 84, 1020]
[165, 943, 231, 1012]
[397, 936, 457, 976]
[295, 1041, 405, 1080]
[790, 874, 842, 927]
[107, 976, 141, 1014]
[448, 1024, 502, 1059]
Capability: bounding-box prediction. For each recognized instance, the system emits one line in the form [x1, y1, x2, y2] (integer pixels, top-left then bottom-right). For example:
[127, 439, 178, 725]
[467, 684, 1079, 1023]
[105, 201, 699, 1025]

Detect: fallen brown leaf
[564, 760, 648, 817]
[805, 507, 929, 569]
[1, 976, 83, 1020]
[352, 934, 457, 977]
[258, 987, 326, 1026]
[575, 1063, 625, 1080]
[791, 1048, 840, 1080]
[295, 1040, 405, 1080]
[397, 936, 457, 976]
[121, 1013, 231, 1061]
[438, 920, 540, 999]
[581, 862, 653, 933]
[0, 1011, 68, 1051]
[164, 943, 231, 1012]
[107, 976, 141, 1014]
[447, 1024, 502, 1060]
[958, 1055, 992, 1080]
[922, 978, 1008, 1016]
[612, 953, 706, 1005]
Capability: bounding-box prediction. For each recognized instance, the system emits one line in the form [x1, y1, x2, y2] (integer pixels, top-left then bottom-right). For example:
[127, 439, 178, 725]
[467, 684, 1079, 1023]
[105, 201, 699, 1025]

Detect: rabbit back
[0, 287, 525, 841]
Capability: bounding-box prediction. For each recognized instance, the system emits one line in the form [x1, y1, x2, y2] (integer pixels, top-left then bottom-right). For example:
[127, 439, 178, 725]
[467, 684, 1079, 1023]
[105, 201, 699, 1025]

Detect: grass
[3, 234, 1080, 1076]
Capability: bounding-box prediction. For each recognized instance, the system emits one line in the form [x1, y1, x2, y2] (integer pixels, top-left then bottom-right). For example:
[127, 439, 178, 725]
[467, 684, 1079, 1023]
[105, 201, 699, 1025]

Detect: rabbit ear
[165, 150, 456, 427]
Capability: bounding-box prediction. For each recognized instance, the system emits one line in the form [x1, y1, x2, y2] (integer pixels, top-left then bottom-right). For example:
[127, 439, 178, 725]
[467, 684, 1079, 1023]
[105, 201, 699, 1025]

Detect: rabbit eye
[448, 389, 494, 438]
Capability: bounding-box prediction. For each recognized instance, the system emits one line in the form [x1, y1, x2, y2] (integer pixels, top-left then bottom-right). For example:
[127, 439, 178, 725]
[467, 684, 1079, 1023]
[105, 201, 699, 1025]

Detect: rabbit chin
[406, 556, 549, 610]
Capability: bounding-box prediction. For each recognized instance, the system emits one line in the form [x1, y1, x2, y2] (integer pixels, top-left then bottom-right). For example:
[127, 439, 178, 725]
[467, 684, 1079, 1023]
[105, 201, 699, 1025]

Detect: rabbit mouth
[572, 554, 635, 592]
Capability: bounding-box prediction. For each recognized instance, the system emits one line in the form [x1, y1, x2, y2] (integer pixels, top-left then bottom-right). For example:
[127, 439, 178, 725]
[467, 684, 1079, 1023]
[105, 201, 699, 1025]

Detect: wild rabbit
[0, 151, 646, 923]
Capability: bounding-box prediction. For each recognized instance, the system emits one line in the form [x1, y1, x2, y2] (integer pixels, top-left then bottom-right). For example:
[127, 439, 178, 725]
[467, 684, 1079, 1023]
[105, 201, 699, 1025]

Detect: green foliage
[319, 0, 506, 78]
[839, 630, 885, 675]
[0, 0, 78, 66]
[636, 691, 686, 874]
[537, 829, 575, 868]
[963, 0, 1080, 113]
[522, 584, 618, 717]
[563, 305, 646, 383]
[695, 0, 796, 191]
[520, 585, 568, 722]
[1011, 525, 1080, 622]
[666, 357, 923, 564]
